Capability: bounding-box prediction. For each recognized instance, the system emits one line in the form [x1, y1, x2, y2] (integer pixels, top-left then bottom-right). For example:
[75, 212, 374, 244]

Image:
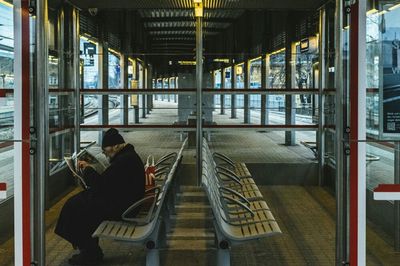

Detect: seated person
[55, 128, 145, 265]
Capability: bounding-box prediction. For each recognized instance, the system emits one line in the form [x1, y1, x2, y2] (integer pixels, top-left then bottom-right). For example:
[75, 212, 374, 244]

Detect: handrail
[79, 88, 335, 96]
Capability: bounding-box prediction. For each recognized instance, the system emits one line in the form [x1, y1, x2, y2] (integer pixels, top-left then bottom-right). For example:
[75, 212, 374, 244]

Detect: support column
[318, 8, 326, 186]
[231, 63, 237, 119]
[147, 65, 153, 113]
[285, 24, 296, 146]
[195, 1, 203, 186]
[174, 76, 178, 103]
[395, 143, 400, 251]
[334, 0, 347, 264]
[348, 1, 367, 265]
[220, 69, 225, 115]
[244, 60, 250, 124]
[121, 55, 129, 125]
[167, 77, 171, 102]
[13, 1, 31, 265]
[99, 37, 109, 128]
[134, 60, 140, 123]
[261, 55, 268, 125]
[34, 0, 49, 264]
[121, 11, 130, 125]
[142, 61, 147, 118]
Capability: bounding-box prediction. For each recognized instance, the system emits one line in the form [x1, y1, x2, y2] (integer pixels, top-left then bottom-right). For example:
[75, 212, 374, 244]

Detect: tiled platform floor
[1, 186, 400, 266]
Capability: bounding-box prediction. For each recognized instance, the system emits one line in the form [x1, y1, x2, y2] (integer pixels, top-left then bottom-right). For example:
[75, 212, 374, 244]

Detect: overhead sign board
[300, 38, 309, 53]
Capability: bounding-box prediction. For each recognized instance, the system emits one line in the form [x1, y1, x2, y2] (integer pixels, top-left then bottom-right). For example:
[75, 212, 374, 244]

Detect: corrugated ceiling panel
[70, 0, 326, 9]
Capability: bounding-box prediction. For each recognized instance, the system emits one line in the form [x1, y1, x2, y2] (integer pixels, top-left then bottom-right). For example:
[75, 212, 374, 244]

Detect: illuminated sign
[178, 61, 196, 66]
[213, 58, 230, 63]
[300, 38, 309, 53]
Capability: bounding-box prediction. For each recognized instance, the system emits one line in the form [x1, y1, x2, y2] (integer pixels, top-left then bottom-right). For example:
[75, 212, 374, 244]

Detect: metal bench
[201, 139, 282, 266]
[213, 152, 252, 179]
[92, 139, 187, 266]
[300, 141, 318, 158]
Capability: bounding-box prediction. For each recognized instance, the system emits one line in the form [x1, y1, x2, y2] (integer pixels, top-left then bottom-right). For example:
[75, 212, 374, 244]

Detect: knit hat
[102, 128, 125, 148]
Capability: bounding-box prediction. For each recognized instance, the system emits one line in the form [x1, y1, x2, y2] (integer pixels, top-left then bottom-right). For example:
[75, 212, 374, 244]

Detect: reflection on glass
[268, 51, 286, 113]
[294, 39, 319, 118]
[249, 58, 261, 109]
[108, 51, 121, 89]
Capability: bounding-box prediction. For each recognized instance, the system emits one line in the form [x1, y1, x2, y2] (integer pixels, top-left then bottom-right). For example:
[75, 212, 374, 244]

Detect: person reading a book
[55, 128, 145, 265]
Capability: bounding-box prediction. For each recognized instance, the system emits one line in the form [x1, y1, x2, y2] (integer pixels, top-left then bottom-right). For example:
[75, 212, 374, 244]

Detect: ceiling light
[193, 0, 203, 17]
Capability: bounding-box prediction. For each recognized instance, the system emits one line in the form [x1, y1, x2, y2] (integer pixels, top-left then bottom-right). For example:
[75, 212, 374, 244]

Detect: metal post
[395, 142, 400, 251]
[13, 1, 31, 265]
[244, 60, 250, 124]
[318, 8, 326, 186]
[142, 61, 147, 118]
[334, 0, 347, 264]
[195, 2, 203, 186]
[35, 0, 49, 264]
[135, 61, 140, 123]
[220, 69, 225, 114]
[231, 64, 237, 118]
[122, 55, 129, 125]
[261, 55, 267, 126]
[73, 8, 81, 167]
[99, 38, 109, 131]
[147, 65, 153, 113]
[348, 1, 367, 265]
[285, 24, 296, 146]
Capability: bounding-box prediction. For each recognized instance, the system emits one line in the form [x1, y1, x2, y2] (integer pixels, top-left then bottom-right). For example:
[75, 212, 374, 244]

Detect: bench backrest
[122, 138, 186, 226]
[151, 138, 187, 219]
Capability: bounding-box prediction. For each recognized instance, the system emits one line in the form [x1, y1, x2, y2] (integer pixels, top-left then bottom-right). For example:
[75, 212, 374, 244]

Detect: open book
[64, 148, 109, 190]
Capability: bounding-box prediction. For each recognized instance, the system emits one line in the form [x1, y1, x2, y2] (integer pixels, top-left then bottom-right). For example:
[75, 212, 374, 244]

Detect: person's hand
[77, 160, 90, 170]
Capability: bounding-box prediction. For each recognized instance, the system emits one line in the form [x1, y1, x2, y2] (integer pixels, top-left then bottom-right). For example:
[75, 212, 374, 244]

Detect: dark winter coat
[55, 144, 145, 249]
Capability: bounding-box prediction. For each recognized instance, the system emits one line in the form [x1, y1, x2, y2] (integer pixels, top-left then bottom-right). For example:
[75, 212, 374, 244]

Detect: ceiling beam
[69, 0, 326, 10]
[141, 17, 235, 24]
[145, 26, 223, 32]
[151, 43, 195, 47]
[149, 33, 218, 38]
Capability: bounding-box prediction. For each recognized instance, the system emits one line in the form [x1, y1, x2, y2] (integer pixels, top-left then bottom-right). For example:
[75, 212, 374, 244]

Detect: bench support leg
[217, 248, 231, 266]
[146, 249, 160, 266]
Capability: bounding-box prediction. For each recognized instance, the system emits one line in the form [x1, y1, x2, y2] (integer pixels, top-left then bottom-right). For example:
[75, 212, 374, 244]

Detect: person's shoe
[68, 248, 103, 265]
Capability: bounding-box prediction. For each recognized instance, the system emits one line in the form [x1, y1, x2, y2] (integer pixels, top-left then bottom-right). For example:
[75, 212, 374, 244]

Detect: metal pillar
[244, 60, 250, 124]
[318, 8, 326, 186]
[13, 1, 31, 265]
[348, 1, 367, 265]
[34, 0, 49, 265]
[334, 0, 347, 264]
[134, 61, 140, 124]
[122, 55, 129, 125]
[285, 26, 296, 146]
[73, 8, 80, 155]
[142, 61, 147, 118]
[231, 64, 237, 119]
[220, 69, 225, 115]
[174, 76, 178, 103]
[99, 38, 109, 131]
[147, 65, 153, 113]
[395, 143, 400, 251]
[261, 55, 267, 126]
[195, 5, 203, 186]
